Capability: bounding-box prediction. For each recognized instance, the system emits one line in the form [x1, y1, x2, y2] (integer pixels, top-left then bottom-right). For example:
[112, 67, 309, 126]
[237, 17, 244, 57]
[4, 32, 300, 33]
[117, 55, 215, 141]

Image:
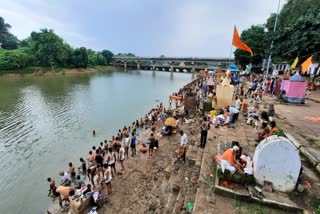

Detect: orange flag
[301, 55, 313, 73]
[232, 25, 253, 56]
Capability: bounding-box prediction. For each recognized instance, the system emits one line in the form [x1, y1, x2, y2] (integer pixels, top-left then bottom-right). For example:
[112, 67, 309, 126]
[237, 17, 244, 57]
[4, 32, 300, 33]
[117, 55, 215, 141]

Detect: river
[0, 69, 193, 213]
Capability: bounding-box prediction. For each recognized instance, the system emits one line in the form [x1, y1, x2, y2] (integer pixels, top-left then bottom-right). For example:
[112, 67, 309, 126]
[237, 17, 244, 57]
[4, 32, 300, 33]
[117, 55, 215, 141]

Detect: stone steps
[192, 132, 216, 213]
[165, 135, 205, 214]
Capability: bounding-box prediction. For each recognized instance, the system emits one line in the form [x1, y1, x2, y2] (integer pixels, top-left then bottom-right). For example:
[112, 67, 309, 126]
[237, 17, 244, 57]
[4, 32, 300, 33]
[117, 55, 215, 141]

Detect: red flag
[232, 25, 253, 56]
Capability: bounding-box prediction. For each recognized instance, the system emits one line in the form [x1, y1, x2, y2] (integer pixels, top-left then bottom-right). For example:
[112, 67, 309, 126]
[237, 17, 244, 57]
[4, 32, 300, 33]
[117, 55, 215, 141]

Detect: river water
[0, 69, 193, 213]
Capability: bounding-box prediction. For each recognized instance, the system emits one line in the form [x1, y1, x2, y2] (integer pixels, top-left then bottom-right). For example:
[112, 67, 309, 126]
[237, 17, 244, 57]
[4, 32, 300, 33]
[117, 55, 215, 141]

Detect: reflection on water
[0, 70, 192, 213]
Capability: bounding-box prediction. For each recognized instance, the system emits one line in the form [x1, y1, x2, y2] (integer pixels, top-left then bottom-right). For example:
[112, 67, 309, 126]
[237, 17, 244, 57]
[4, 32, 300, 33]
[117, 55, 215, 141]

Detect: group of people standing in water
[46, 102, 167, 211]
[46, 76, 202, 211]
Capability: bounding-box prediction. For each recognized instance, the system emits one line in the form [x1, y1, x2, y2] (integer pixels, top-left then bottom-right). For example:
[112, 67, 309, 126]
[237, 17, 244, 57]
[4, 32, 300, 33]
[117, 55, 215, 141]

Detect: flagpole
[229, 46, 233, 62]
[265, 0, 281, 78]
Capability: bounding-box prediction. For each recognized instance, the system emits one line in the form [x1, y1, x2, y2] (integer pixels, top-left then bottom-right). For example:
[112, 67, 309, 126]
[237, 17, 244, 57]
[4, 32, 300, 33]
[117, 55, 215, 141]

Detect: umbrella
[165, 117, 176, 127]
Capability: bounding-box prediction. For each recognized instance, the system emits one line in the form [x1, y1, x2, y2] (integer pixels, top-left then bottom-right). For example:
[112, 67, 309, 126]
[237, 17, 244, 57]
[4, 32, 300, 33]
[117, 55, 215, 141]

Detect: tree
[96, 54, 106, 65]
[70, 47, 88, 68]
[273, 8, 320, 61]
[30, 29, 72, 67]
[0, 16, 19, 49]
[115, 53, 135, 57]
[88, 54, 97, 66]
[101, 49, 114, 64]
[277, 0, 320, 31]
[234, 25, 268, 67]
[88, 53, 107, 66]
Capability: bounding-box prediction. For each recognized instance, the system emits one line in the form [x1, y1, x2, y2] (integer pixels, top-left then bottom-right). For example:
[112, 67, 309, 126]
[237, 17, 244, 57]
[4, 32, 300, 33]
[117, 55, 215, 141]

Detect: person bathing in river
[54, 186, 75, 211]
[79, 158, 87, 174]
[103, 164, 112, 195]
[114, 137, 121, 158]
[87, 164, 97, 189]
[105, 140, 109, 154]
[68, 162, 76, 177]
[123, 135, 130, 159]
[130, 133, 137, 156]
[75, 175, 85, 189]
[60, 171, 72, 186]
[95, 149, 104, 181]
[119, 145, 126, 173]
[151, 122, 156, 133]
[47, 177, 56, 196]
[107, 147, 117, 176]
[148, 133, 155, 156]
[88, 150, 95, 167]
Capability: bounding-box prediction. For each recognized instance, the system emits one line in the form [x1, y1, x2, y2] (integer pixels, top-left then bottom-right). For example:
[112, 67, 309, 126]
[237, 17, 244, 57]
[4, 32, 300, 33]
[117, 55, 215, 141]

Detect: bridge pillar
[124, 61, 127, 70]
[152, 65, 155, 70]
[137, 62, 140, 70]
[170, 65, 174, 73]
[192, 65, 195, 73]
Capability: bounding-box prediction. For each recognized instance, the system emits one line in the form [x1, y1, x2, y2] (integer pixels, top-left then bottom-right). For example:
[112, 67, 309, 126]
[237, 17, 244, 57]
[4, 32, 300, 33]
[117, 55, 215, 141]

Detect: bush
[0, 49, 30, 70]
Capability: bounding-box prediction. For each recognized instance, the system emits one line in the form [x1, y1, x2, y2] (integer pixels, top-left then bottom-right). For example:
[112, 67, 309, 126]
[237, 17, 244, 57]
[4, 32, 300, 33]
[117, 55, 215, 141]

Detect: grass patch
[90, 65, 113, 71]
[307, 137, 316, 145]
[299, 133, 318, 146]
[0, 65, 113, 76]
[0, 66, 36, 75]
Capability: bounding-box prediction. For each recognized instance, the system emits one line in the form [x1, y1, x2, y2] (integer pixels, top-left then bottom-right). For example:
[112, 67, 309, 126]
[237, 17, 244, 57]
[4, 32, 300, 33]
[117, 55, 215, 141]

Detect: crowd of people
[196, 70, 283, 176]
[46, 78, 202, 211]
[46, 69, 289, 211]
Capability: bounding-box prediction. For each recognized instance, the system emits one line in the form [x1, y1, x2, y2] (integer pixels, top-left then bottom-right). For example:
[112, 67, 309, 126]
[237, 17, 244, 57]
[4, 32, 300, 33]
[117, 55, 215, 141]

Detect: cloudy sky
[0, 0, 285, 57]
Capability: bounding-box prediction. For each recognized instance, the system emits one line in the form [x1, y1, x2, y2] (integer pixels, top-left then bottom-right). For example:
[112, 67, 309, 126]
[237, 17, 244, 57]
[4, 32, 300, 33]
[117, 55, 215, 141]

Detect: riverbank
[0, 65, 113, 78]
[46, 77, 200, 214]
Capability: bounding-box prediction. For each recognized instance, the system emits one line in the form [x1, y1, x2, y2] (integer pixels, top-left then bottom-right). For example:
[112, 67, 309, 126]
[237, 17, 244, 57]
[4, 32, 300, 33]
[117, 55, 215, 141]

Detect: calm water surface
[0, 69, 193, 213]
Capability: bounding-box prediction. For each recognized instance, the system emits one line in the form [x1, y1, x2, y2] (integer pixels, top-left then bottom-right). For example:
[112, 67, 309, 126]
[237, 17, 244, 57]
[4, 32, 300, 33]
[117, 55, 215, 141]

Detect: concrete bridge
[112, 56, 234, 72]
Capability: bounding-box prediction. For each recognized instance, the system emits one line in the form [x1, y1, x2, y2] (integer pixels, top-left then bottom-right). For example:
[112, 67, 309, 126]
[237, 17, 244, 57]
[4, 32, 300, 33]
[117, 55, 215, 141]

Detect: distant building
[272, 62, 290, 75]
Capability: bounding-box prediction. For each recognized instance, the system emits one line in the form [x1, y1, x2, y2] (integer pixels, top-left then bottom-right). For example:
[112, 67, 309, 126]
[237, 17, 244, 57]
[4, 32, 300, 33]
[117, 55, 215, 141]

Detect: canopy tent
[280, 72, 307, 103]
[229, 64, 240, 72]
[289, 72, 303, 82]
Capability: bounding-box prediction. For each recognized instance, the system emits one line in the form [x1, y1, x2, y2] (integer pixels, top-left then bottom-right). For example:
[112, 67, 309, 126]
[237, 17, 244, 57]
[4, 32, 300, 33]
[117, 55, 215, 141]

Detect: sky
[0, 0, 285, 57]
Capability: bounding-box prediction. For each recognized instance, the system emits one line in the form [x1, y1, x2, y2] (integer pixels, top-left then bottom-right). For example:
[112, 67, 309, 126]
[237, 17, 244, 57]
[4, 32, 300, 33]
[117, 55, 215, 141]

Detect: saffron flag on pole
[301, 55, 313, 74]
[232, 25, 253, 56]
[290, 57, 298, 70]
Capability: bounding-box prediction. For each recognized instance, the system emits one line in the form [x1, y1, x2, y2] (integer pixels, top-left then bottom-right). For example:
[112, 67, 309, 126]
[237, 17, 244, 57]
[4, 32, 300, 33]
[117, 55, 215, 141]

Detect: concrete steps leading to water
[192, 131, 216, 214]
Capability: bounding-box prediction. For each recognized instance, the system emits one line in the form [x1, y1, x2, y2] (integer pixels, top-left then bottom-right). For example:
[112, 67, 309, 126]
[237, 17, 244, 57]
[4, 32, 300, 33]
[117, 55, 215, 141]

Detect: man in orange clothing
[221, 146, 240, 174]
[54, 186, 75, 211]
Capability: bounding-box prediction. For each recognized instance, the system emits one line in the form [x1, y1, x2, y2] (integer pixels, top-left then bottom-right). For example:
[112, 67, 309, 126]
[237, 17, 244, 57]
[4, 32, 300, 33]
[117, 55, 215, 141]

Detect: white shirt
[119, 147, 125, 160]
[124, 137, 130, 147]
[180, 133, 187, 147]
[235, 99, 242, 109]
[229, 106, 240, 114]
[63, 172, 71, 182]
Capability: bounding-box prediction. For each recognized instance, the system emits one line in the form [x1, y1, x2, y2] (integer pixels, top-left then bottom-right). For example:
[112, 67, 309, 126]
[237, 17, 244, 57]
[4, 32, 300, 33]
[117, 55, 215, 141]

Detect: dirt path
[99, 118, 203, 214]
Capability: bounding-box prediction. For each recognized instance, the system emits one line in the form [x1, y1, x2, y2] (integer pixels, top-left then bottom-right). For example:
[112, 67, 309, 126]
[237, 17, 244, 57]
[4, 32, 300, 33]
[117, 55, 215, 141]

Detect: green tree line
[0, 16, 136, 72]
[234, 0, 320, 68]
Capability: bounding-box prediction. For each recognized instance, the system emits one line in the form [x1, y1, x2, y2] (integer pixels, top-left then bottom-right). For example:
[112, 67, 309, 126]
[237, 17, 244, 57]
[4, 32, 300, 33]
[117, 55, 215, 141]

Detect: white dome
[253, 135, 301, 192]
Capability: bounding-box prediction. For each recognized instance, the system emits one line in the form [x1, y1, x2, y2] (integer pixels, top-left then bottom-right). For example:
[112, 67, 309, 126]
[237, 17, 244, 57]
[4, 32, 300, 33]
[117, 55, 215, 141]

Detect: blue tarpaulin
[229, 64, 239, 72]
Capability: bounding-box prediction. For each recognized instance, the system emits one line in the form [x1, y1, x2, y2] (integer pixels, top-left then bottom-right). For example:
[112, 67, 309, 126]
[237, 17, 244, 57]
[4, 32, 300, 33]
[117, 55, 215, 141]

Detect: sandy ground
[98, 118, 203, 214]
